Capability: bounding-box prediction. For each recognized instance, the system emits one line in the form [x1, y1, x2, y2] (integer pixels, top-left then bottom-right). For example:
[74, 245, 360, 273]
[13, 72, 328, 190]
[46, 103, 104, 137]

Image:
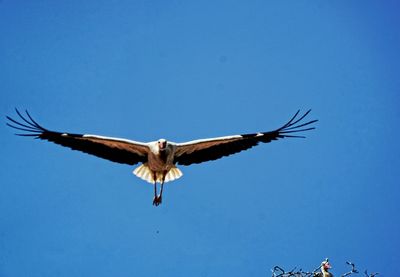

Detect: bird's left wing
[6, 109, 149, 165]
[174, 110, 317, 166]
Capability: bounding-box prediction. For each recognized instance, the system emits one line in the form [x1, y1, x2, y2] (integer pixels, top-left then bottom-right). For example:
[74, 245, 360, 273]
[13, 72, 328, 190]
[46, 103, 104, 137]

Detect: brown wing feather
[175, 138, 259, 165]
[6, 109, 148, 165]
[174, 110, 317, 166]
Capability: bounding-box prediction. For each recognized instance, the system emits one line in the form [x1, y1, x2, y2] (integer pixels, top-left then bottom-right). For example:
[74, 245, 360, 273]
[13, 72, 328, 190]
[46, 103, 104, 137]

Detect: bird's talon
[152, 195, 162, 206]
[153, 196, 158, 206]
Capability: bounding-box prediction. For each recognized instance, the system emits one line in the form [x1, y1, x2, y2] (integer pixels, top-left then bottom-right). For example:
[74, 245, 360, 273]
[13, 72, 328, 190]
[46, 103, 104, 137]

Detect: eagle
[7, 109, 317, 206]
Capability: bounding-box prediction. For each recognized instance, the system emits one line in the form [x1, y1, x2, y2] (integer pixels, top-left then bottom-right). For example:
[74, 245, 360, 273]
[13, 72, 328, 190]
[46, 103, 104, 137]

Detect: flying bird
[7, 109, 317, 206]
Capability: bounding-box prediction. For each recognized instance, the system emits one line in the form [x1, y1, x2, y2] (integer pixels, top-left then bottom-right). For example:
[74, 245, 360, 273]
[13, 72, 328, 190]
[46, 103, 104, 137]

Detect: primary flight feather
[7, 109, 317, 206]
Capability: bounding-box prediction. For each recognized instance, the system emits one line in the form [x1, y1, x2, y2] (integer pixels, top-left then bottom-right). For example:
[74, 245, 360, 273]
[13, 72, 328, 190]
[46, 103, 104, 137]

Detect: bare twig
[271, 260, 377, 277]
[364, 270, 379, 277]
[341, 261, 359, 277]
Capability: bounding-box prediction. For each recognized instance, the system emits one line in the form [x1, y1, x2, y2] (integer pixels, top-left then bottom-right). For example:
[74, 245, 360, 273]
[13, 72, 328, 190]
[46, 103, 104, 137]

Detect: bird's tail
[133, 164, 183, 184]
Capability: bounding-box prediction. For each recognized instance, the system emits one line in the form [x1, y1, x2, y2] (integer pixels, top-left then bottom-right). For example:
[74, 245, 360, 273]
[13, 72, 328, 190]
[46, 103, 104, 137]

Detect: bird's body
[147, 139, 175, 174]
[134, 140, 183, 184]
[7, 109, 317, 206]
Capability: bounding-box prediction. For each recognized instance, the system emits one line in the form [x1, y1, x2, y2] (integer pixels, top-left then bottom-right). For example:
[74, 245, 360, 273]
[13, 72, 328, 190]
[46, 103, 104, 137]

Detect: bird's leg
[152, 181, 159, 206]
[157, 171, 167, 205]
[152, 173, 159, 206]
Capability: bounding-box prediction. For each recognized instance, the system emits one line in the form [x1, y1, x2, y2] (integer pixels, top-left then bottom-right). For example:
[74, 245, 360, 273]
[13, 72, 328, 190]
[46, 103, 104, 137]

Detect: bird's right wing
[6, 109, 149, 165]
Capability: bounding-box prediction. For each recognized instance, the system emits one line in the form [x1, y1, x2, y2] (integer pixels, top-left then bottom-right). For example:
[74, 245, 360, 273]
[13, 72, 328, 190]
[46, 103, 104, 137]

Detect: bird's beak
[159, 141, 166, 150]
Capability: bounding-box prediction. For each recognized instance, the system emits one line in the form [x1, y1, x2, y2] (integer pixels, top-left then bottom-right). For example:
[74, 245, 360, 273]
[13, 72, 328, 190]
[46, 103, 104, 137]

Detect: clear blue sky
[1, 1, 399, 276]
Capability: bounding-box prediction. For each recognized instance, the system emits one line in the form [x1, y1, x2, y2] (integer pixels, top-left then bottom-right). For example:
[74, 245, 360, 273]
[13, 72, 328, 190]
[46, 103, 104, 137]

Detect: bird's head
[158, 139, 167, 151]
[321, 260, 332, 271]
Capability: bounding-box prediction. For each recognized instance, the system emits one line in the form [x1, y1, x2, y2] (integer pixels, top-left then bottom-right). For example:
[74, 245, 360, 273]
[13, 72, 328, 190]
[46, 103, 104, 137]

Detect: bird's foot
[152, 196, 159, 206]
[152, 195, 162, 206]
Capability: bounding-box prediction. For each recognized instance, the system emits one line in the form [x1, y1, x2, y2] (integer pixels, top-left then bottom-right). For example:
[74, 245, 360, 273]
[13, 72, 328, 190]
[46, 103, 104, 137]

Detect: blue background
[1, 1, 399, 276]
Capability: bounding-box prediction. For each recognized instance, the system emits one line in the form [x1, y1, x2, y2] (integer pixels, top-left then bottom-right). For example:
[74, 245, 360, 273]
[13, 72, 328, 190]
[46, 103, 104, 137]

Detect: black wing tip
[6, 108, 47, 137]
[278, 109, 318, 138]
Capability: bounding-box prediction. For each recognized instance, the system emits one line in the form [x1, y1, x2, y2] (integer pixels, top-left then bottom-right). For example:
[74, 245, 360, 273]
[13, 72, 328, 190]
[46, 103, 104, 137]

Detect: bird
[318, 259, 333, 277]
[6, 109, 317, 206]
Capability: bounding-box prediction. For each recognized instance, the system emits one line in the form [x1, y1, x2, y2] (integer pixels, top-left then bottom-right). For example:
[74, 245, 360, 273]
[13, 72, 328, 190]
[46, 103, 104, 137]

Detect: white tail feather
[133, 164, 183, 184]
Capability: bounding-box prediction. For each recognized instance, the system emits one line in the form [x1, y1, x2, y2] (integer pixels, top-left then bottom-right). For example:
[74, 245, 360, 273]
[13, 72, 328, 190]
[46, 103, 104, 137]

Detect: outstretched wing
[6, 109, 149, 165]
[174, 110, 317, 166]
